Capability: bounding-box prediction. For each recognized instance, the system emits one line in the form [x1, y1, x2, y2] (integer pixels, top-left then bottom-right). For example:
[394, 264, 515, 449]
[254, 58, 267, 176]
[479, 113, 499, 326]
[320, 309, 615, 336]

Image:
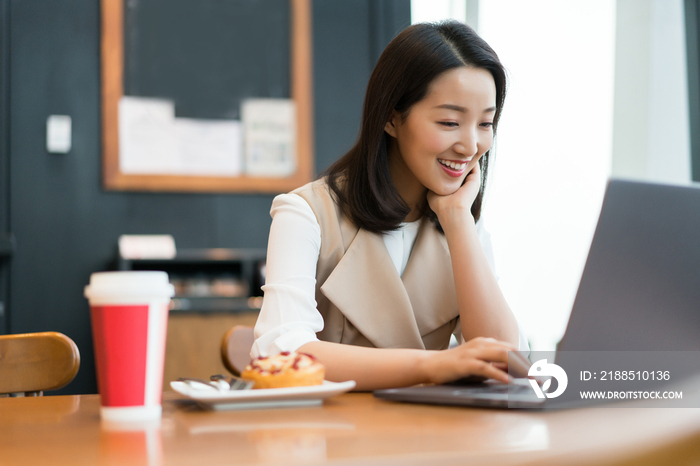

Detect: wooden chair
[220, 325, 255, 376]
[0, 332, 80, 396]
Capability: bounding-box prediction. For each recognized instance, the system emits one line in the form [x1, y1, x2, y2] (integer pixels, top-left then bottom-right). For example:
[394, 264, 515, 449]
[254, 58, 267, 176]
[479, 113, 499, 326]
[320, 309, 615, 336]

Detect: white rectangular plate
[170, 380, 356, 411]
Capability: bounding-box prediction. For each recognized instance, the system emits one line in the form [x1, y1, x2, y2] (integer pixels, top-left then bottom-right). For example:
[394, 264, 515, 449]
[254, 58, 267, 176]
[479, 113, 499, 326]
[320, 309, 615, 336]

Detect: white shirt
[252, 193, 529, 357]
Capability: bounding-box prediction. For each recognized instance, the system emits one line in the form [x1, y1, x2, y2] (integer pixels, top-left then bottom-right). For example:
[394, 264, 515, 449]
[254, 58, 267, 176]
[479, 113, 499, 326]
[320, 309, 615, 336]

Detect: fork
[210, 374, 255, 391]
[177, 375, 254, 391]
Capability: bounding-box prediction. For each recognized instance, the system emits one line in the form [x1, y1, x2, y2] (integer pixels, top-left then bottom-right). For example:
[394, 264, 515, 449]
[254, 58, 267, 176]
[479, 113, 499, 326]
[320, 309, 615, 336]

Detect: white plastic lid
[84, 271, 175, 301]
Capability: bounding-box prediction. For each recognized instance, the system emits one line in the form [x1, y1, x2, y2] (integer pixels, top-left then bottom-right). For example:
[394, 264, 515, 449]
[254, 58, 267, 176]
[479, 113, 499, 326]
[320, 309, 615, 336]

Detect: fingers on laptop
[428, 338, 514, 384]
[464, 337, 530, 378]
[464, 359, 511, 384]
[460, 346, 511, 383]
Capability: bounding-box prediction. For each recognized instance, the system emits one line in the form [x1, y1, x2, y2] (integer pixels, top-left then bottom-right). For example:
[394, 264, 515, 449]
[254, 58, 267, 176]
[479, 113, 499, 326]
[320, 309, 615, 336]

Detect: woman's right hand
[419, 337, 515, 385]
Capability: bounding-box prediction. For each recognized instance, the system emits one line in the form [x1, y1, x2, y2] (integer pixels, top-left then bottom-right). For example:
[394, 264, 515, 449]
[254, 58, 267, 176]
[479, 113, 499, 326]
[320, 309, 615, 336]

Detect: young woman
[252, 21, 528, 391]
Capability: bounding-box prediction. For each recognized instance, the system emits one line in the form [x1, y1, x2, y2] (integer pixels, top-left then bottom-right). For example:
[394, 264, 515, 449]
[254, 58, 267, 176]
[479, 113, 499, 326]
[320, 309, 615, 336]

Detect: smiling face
[384, 66, 497, 218]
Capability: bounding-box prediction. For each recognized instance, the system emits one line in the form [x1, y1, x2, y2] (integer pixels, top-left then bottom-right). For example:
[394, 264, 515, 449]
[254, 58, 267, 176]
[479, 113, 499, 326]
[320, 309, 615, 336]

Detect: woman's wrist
[438, 209, 476, 235]
[415, 349, 438, 384]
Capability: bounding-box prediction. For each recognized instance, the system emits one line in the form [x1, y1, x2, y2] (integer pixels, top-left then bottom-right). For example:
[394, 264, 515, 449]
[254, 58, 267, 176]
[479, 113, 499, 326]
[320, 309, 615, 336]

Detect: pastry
[241, 351, 325, 389]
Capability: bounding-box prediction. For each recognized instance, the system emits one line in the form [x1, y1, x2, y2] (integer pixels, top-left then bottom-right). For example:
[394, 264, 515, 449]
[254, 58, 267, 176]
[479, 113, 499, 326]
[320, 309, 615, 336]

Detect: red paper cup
[85, 272, 174, 422]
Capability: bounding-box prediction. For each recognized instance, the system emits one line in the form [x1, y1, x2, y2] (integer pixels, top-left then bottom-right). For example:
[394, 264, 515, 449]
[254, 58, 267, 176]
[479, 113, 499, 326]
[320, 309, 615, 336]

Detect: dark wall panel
[313, 0, 372, 172]
[313, 0, 410, 173]
[0, 0, 9, 334]
[8, 0, 409, 394]
[686, 0, 700, 181]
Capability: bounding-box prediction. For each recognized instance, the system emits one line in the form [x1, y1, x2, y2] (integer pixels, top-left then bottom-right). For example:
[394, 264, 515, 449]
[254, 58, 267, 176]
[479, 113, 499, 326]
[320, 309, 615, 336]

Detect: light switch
[46, 115, 72, 153]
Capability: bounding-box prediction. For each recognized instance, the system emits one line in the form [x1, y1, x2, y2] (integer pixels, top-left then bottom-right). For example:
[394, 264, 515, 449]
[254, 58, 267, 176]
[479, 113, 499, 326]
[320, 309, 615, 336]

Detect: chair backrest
[220, 326, 255, 376]
[0, 332, 80, 396]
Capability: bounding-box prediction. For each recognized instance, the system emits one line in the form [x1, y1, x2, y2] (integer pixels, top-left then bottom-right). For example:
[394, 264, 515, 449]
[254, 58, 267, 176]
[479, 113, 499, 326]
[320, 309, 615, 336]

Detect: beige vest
[293, 178, 460, 350]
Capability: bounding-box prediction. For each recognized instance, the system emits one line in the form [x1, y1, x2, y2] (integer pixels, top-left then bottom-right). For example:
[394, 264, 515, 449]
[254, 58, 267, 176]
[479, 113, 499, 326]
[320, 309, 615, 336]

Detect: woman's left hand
[427, 160, 481, 224]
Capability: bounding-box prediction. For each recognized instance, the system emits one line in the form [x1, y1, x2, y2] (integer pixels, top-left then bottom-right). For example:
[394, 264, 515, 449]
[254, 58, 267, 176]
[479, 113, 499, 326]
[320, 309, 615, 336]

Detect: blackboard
[100, 0, 313, 193]
[123, 0, 290, 120]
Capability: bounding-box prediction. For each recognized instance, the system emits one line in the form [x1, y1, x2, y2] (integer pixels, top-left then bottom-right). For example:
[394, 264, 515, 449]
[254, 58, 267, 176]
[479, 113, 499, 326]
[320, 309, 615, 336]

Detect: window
[412, 1, 616, 350]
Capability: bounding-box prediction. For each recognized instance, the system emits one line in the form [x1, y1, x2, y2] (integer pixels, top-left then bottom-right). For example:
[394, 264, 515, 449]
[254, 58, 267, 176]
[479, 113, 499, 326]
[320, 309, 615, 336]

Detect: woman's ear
[384, 111, 400, 138]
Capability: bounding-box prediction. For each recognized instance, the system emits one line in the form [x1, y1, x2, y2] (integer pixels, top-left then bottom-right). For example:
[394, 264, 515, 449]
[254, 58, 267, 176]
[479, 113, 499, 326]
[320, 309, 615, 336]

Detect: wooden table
[1, 392, 700, 466]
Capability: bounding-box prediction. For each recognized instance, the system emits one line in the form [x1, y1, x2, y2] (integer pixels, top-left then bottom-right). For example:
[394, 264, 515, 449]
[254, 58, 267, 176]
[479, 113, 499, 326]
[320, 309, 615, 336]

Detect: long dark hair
[324, 21, 507, 233]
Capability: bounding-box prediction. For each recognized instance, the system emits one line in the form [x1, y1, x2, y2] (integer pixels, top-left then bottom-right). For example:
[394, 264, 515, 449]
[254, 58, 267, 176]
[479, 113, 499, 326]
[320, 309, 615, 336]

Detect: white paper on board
[172, 118, 242, 176]
[118, 96, 243, 176]
[119, 96, 177, 174]
[242, 99, 296, 177]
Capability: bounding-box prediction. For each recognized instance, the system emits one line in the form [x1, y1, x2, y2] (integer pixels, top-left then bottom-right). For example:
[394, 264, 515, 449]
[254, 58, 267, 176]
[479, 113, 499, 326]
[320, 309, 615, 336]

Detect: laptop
[374, 179, 700, 408]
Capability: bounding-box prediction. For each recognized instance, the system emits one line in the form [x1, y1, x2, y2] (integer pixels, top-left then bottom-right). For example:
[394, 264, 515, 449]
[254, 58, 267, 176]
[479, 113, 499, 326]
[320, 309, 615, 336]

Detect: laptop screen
[558, 179, 700, 352]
